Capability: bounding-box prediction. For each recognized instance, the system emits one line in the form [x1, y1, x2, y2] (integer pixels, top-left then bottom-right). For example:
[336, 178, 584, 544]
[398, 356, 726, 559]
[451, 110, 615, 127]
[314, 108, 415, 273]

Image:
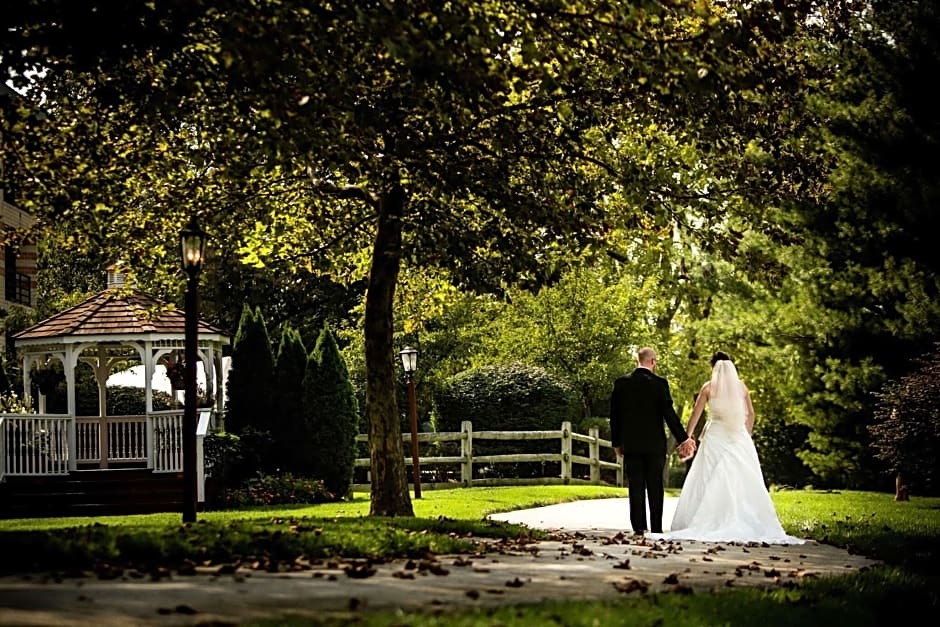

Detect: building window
[4, 245, 31, 305]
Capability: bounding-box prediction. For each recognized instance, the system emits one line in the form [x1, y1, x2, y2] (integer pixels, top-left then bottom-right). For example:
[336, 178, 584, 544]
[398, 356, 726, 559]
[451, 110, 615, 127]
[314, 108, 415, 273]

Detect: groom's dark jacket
[609, 367, 688, 456]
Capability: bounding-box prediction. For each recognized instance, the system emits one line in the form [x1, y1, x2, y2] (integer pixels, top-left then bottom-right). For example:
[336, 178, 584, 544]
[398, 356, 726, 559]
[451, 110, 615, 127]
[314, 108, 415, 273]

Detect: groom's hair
[710, 351, 731, 366]
[637, 347, 656, 365]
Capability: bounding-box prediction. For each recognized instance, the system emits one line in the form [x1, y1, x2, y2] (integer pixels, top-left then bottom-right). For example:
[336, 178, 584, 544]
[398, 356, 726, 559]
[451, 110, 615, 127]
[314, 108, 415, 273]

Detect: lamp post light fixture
[180, 216, 207, 523]
[399, 346, 421, 499]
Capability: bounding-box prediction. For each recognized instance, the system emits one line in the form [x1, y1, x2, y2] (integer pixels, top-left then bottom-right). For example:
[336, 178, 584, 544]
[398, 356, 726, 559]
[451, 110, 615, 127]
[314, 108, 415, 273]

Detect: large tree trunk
[366, 183, 414, 516]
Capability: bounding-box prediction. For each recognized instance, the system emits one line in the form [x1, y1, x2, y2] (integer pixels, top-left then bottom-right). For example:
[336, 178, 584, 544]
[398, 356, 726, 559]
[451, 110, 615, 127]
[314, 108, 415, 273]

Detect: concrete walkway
[0, 498, 879, 626]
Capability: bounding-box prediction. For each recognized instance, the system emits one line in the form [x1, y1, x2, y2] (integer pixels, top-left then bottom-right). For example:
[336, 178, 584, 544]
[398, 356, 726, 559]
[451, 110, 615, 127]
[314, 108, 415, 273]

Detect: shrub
[225, 305, 275, 440]
[203, 428, 276, 508]
[222, 473, 332, 507]
[272, 326, 309, 475]
[303, 325, 358, 498]
[433, 362, 580, 478]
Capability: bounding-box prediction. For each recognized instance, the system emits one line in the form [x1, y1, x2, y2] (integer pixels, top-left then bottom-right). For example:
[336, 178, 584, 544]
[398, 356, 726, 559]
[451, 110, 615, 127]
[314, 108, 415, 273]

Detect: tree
[304, 325, 358, 499]
[1, 1, 828, 512]
[225, 305, 275, 438]
[272, 325, 308, 475]
[870, 343, 940, 497]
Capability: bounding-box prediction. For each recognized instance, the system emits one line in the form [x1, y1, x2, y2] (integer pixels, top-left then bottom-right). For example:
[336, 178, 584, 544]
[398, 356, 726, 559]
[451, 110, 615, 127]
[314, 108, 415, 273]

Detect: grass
[1, 485, 938, 625]
[0, 485, 623, 574]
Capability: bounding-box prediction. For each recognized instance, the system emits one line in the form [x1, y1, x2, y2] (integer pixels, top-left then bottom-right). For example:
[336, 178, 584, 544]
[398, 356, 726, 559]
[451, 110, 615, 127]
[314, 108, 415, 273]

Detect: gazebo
[0, 271, 230, 517]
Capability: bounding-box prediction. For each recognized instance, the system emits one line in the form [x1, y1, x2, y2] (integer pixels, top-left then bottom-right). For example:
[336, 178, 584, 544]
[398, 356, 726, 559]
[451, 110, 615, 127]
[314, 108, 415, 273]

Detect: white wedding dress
[654, 361, 804, 545]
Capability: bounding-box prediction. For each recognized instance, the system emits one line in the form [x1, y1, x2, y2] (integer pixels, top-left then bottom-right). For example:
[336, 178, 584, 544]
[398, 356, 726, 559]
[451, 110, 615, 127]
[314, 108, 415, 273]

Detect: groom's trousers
[622, 452, 666, 533]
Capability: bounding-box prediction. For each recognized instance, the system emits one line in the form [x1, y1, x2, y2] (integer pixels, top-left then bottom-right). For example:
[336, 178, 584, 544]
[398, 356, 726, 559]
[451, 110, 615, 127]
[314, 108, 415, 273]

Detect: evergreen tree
[303, 325, 358, 498]
[224, 305, 275, 438]
[273, 326, 308, 475]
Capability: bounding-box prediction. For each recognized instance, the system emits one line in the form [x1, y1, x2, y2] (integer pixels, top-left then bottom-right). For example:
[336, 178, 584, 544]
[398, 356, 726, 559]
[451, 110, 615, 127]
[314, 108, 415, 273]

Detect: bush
[225, 305, 275, 440]
[433, 362, 580, 478]
[272, 326, 309, 475]
[221, 473, 332, 508]
[304, 325, 358, 498]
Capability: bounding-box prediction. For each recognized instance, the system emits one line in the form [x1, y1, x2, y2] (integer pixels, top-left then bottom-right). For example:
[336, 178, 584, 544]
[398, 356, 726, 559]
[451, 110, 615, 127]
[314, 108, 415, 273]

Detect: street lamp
[180, 216, 207, 523]
[399, 346, 421, 499]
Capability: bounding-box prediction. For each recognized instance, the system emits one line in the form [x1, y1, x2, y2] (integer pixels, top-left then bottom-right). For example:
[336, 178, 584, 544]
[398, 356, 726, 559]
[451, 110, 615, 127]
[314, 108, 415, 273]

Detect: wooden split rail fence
[353, 420, 623, 491]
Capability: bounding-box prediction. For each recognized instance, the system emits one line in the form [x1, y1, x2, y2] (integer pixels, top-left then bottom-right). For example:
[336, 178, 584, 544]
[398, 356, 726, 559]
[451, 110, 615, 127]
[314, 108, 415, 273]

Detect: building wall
[1, 197, 37, 310]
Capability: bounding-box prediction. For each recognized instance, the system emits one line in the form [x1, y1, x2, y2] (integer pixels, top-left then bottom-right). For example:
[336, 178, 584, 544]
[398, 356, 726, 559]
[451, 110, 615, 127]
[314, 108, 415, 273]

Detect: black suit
[609, 367, 689, 533]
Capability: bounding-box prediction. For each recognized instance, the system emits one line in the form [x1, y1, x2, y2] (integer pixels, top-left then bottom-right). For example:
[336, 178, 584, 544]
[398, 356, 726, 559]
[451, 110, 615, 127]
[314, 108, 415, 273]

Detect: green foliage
[434, 362, 580, 433]
[272, 326, 309, 476]
[472, 263, 662, 419]
[303, 325, 359, 498]
[225, 305, 275, 440]
[221, 473, 331, 508]
[870, 344, 940, 496]
[105, 386, 174, 414]
[0, 354, 11, 395]
[203, 427, 275, 506]
[433, 362, 580, 478]
[0, 390, 32, 413]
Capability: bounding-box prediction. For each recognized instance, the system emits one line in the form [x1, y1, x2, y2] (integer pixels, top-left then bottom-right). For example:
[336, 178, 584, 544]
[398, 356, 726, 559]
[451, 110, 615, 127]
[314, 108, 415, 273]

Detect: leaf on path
[612, 578, 649, 594]
[663, 573, 680, 584]
[505, 577, 525, 587]
[344, 562, 377, 579]
[613, 559, 631, 570]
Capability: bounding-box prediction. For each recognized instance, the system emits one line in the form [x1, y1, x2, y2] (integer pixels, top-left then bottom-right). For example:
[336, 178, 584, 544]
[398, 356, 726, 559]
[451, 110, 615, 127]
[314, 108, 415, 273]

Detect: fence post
[616, 455, 624, 487]
[460, 420, 473, 486]
[588, 427, 600, 484]
[560, 421, 571, 484]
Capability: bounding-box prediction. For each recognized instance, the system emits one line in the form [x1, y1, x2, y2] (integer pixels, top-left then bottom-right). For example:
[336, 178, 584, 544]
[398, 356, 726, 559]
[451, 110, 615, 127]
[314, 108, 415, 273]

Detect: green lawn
[1, 485, 937, 625]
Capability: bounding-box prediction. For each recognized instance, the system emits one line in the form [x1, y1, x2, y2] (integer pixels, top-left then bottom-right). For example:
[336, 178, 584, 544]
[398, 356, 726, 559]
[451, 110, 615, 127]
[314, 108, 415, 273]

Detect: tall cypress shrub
[224, 305, 275, 437]
[273, 326, 308, 475]
[303, 325, 358, 498]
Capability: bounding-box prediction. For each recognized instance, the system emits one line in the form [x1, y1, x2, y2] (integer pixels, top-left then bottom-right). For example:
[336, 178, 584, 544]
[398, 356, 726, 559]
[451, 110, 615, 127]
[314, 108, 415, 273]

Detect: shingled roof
[12, 288, 229, 343]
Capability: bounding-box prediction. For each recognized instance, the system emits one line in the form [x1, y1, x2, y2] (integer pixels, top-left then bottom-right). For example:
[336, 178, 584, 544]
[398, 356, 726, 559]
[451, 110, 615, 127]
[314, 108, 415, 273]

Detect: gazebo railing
[76, 415, 149, 467]
[1, 411, 191, 475]
[0, 414, 71, 476]
[150, 410, 185, 472]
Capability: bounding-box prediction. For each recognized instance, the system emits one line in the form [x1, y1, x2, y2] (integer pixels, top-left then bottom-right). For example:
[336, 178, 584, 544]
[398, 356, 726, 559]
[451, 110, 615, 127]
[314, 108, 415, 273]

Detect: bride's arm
[743, 385, 755, 434]
[685, 383, 709, 438]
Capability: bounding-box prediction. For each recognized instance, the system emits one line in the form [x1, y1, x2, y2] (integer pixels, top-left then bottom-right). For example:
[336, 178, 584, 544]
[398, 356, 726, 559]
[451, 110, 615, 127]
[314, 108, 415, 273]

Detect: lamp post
[399, 346, 421, 499]
[180, 216, 207, 523]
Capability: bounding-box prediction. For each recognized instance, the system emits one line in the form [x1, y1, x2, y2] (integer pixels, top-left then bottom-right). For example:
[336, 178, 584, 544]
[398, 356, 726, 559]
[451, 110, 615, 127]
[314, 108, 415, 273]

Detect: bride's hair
[710, 351, 731, 367]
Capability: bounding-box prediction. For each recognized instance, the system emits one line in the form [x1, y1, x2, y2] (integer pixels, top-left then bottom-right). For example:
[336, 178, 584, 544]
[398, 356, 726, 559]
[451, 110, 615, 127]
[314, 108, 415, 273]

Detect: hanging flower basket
[165, 360, 187, 390]
[32, 368, 64, 396]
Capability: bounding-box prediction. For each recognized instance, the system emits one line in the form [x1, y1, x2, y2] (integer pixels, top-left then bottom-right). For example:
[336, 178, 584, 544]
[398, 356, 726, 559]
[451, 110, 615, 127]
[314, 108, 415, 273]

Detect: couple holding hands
[609, 347, 803, 544]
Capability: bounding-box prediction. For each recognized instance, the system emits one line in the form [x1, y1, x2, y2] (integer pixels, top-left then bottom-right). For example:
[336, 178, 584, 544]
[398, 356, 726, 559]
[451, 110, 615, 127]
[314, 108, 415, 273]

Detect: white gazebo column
[65, 345, 80, 471]
[144, 341, 154, 469]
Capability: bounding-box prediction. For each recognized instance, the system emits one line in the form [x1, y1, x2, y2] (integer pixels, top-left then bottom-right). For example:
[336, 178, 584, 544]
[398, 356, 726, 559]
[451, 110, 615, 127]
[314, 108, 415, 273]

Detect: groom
[610, 347, 695, 534]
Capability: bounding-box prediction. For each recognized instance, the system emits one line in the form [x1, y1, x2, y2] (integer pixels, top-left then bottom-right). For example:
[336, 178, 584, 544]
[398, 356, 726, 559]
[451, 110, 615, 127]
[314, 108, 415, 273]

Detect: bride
[653, 352, 804, 544]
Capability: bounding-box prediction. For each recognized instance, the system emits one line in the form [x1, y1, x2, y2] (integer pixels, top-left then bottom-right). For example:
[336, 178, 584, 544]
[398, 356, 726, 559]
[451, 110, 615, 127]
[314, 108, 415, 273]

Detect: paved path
[0, 498, 879, 626]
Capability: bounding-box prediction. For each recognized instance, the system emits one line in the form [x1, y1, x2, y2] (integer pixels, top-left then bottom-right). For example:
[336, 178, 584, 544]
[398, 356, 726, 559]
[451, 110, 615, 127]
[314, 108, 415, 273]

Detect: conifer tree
[224, 305, 275, 437]
[303, 325, 358, 498]
[273, 326, 308, 475]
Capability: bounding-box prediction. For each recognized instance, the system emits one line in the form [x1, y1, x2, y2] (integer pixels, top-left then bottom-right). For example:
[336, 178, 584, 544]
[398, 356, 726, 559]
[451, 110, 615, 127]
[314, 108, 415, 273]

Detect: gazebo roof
[12, 288, 230, 345]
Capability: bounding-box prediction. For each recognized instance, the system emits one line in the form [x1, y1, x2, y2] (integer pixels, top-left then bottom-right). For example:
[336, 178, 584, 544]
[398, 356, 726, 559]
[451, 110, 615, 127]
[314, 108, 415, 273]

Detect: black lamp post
[399, 346, 421, 499]
[180, 216, 207, 523]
